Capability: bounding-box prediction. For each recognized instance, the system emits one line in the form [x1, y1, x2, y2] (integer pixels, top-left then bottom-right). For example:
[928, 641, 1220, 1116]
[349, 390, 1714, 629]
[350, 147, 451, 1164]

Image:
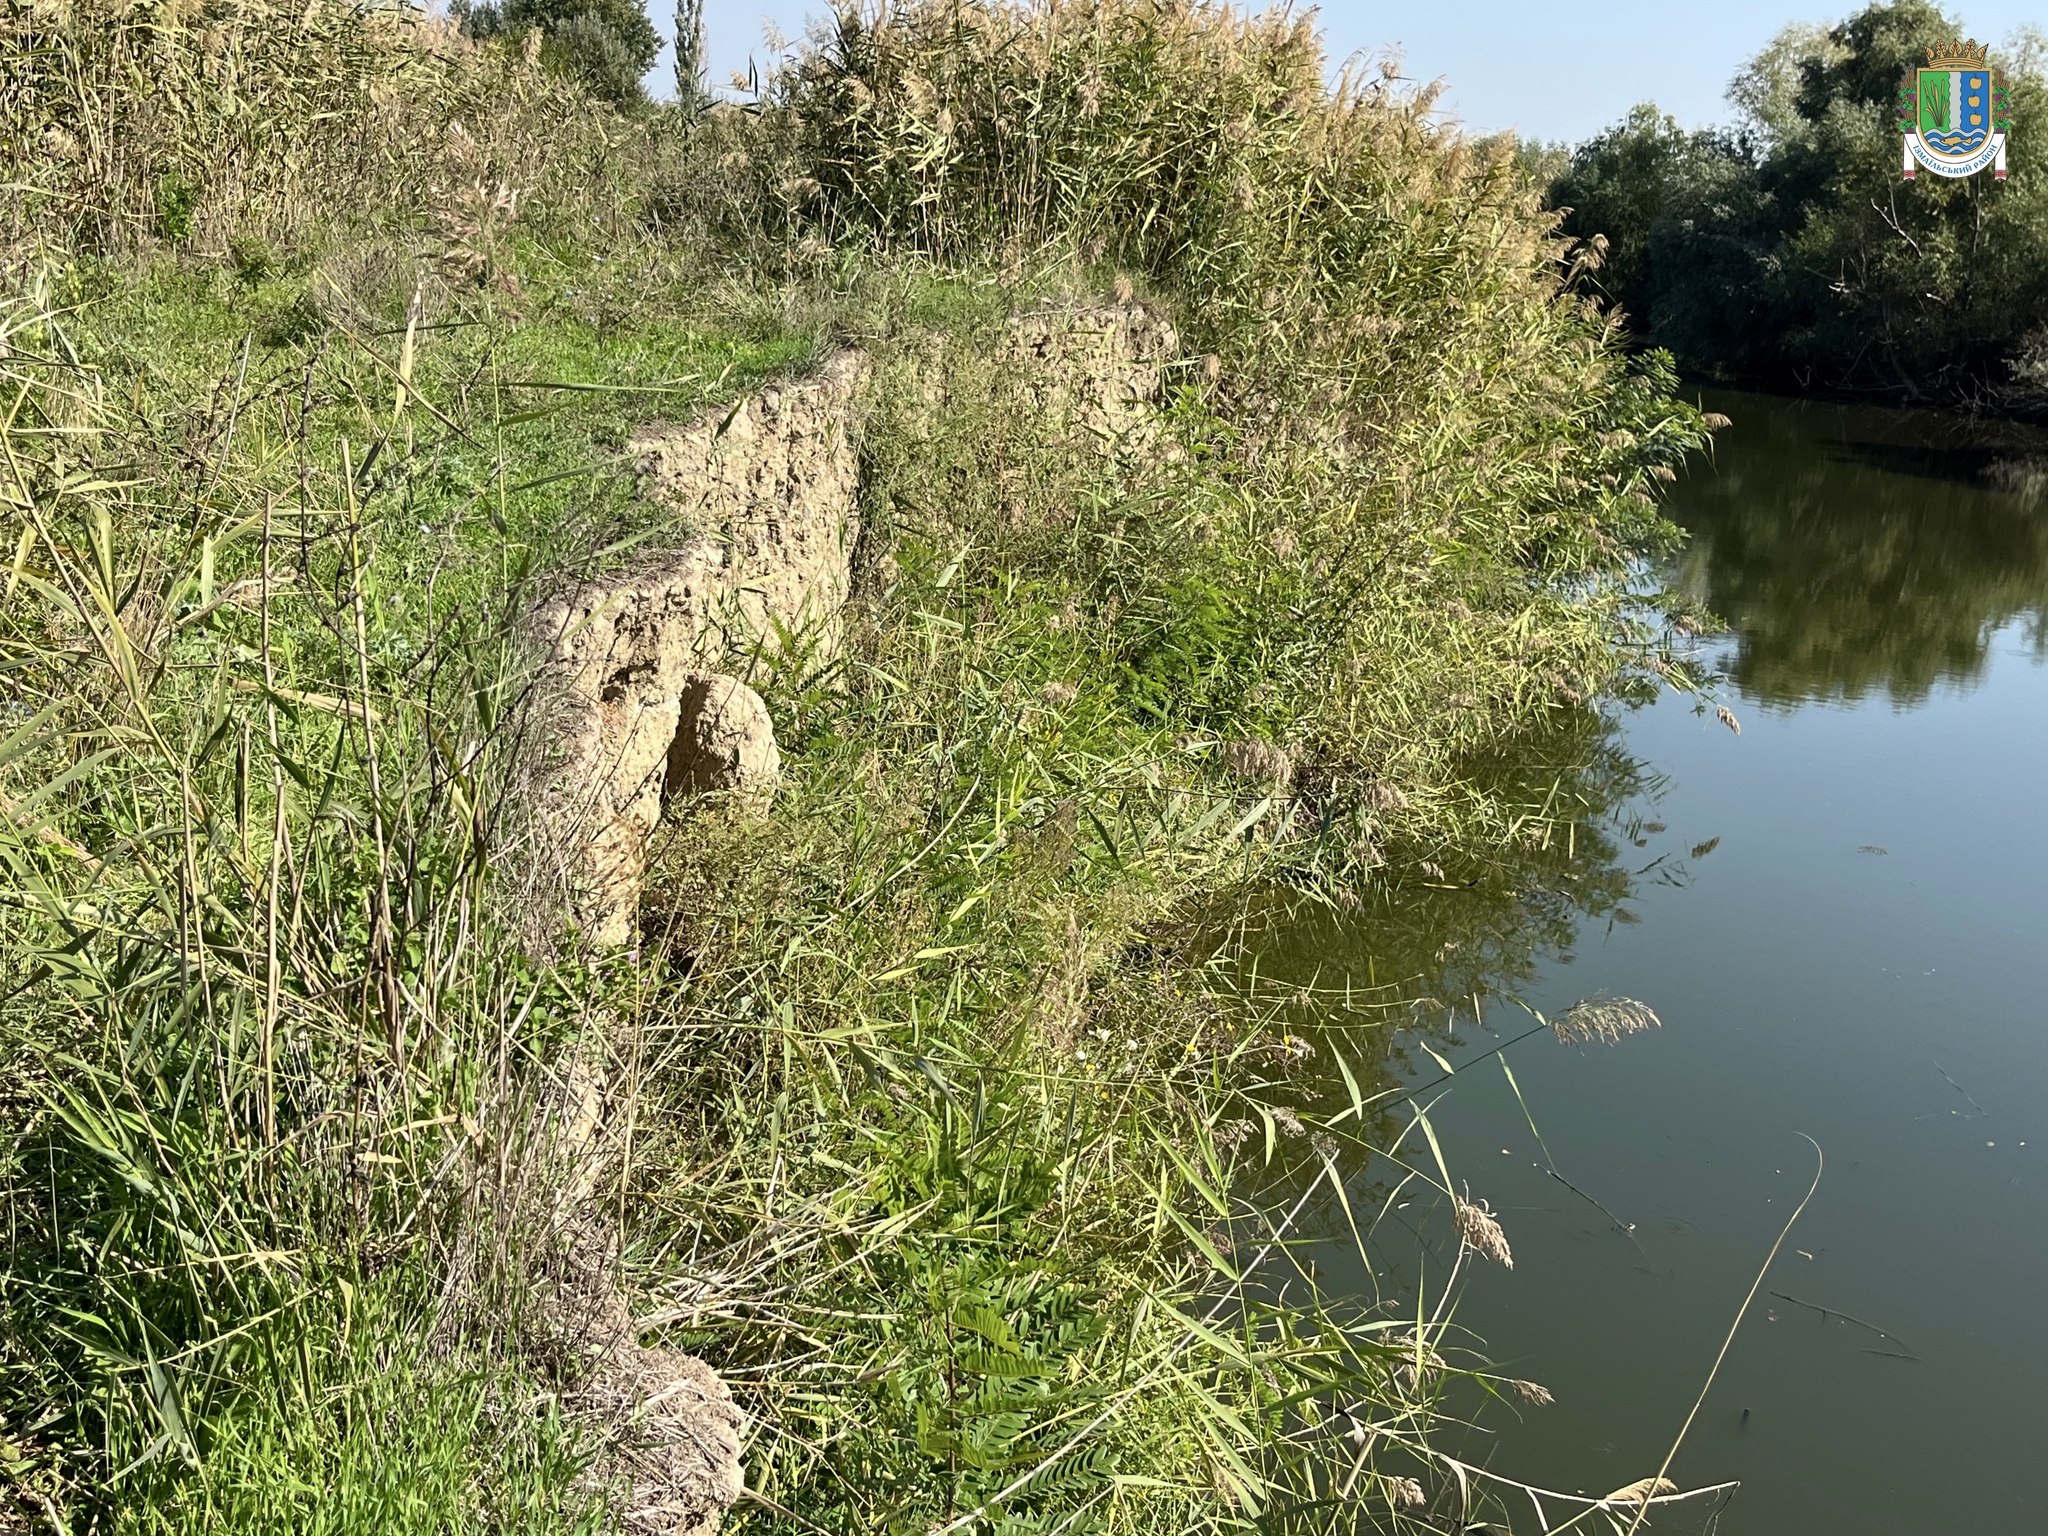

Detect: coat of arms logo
[1899, 39, 2009, 180]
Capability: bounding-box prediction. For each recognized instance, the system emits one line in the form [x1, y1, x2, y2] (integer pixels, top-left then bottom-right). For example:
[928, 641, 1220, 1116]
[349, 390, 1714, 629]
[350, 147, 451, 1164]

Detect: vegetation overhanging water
[1244, 387, 2048, 1535]
[2, 2, 2044, 1534]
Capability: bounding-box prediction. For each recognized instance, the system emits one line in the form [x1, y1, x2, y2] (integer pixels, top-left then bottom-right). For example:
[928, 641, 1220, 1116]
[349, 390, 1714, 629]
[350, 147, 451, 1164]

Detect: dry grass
[1454, 1196, 1515, 1270]
[1551, 994, 1663, 1046]
[0, 0, 644, 259]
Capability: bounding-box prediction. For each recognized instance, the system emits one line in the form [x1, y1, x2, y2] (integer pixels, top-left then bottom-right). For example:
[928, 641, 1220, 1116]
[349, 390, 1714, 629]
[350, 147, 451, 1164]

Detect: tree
[673, 0, 707, 116]
[1549, 105, 1715, 331]
[1641, 136, 1782, 376]
[455, 0, 661, 109]
[1756, 0, 2045, 397]
[1511, 137, 1570, 192]
[1727, 23, 1850, 146]
[1547, 2, 2048, 408]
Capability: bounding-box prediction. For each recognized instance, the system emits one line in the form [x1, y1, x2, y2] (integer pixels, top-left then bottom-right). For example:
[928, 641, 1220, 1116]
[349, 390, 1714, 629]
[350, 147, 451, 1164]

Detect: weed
[0, 3, 1724, 1533]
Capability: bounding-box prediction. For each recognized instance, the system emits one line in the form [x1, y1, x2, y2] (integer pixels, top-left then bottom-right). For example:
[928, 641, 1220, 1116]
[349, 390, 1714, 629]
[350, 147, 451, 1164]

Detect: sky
[653, 1, 2041, 143]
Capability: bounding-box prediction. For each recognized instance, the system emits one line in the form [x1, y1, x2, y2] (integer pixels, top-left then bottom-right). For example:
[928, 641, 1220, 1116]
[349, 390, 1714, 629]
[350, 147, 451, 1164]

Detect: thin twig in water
[1501, 1056, 1657, 1271]
[1544, 1168, 1649, 1244]
[1768, 1291, 1917, 1357]
[1393, 1451, 1739, 1536]
[1933, 1060, 1986, 1118]
[1623, 1135, 1824, 1536]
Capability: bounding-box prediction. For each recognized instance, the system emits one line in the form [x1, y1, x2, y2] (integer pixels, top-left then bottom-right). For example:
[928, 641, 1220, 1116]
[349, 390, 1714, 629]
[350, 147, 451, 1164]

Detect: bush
[774, 1, 1706, 805]
[455, 0, 663, 109]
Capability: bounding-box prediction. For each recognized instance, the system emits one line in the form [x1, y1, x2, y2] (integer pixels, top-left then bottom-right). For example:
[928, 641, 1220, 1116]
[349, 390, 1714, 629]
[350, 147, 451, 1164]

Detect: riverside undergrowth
[4, 2, 1718, 1533]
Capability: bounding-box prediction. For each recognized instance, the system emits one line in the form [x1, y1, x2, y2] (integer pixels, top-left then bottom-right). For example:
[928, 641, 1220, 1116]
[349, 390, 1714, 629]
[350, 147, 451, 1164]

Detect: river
[1254, 388, 2048, 1531]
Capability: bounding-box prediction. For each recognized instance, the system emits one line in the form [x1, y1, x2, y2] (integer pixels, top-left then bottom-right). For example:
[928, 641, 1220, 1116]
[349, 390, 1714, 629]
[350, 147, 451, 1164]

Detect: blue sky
[655, 1, 2041, 142]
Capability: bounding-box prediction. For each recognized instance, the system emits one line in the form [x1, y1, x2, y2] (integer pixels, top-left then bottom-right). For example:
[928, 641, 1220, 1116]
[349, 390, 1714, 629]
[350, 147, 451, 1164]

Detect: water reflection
[1210, 705, 1682, 1231]
[1227, 710, 1663, 1016]
[1235, 388, 2048, 1535]
[1210, 708, 1695, 1524]
[1669, 391, 2048, 707]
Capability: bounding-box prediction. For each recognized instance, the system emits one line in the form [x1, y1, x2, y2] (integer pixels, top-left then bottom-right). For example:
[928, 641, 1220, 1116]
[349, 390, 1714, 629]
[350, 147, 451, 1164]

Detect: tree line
[1534, 1, 2048, 412]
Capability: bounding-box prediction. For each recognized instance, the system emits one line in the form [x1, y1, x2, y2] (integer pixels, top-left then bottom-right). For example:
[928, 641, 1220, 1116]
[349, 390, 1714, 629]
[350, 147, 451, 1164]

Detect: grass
[0, 219, 801, 1536]
[3, 2, 1722, 1533]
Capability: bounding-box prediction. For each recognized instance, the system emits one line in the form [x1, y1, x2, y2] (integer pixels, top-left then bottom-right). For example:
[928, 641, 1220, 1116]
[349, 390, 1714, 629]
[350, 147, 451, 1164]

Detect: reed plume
[1552, 995, 1662, 1046]
[1454, 1196, 1514, 1270]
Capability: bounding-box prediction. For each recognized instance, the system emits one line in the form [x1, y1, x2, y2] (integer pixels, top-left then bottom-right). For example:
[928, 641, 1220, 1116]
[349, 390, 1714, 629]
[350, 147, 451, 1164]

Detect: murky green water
[1257, 390, 2048, 1531]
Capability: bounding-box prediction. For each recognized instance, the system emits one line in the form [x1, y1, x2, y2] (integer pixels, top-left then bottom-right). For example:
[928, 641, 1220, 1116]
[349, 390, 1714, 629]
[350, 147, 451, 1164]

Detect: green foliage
[457, 0, 662, 108]
[226, 232, 281, 287]
[250, 282, 325, 347]
[788, 2, 1636, 421]
[155, 169, 201, 242]
[780, 0, 1709, 827]
[0, 218, 800, 1532]
[1119, 569, 1265, 725]
[1548, 106, 1723, 341]
[1, 3, 1720, 1533]
[616, 295, 1701, 1532]
[860, 1093, 1119, 1529]
[1549, 2, 2048, 408]
[1511, 136, 1572, 189]
[673, 0, 708, 113]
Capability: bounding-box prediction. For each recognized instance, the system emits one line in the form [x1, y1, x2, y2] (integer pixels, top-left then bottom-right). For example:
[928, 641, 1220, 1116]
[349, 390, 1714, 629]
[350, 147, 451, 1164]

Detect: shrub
[455, 0, 663, 109]
[777, 0, 1709, 828]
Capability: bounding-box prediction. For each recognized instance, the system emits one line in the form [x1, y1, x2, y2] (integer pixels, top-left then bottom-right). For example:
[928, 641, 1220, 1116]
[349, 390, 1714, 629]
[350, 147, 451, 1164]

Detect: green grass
[0, 232, 810, 1533]
[84, 1280, 608, 1536]
[3, 3, 1720, 1533]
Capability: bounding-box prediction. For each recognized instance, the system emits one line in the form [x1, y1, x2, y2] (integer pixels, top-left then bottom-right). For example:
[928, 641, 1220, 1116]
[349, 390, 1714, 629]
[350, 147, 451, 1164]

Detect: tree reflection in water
[1186, 389, 2048, 1530]
[1668, 391, 2048, 708]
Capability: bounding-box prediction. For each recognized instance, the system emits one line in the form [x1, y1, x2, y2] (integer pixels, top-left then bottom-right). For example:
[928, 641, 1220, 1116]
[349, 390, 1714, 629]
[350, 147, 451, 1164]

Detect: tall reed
[1, 2, 1726, 1531]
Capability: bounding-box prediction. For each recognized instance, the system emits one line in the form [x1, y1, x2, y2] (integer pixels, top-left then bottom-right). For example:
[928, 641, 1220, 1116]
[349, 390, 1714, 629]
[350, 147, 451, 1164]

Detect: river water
[1260, 389, 2048, 1531]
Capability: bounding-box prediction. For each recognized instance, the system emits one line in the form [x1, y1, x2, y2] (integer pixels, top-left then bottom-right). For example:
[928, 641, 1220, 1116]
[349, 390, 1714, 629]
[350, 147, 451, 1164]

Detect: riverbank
[1, 3, 1714, 1531]
[1269, 385, 2048, 1534]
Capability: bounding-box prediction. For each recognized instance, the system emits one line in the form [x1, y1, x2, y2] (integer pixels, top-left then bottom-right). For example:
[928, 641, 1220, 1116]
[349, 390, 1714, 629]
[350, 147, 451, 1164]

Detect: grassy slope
[3, 4, 1714, 1533]
[1, 241, 809, 1534]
